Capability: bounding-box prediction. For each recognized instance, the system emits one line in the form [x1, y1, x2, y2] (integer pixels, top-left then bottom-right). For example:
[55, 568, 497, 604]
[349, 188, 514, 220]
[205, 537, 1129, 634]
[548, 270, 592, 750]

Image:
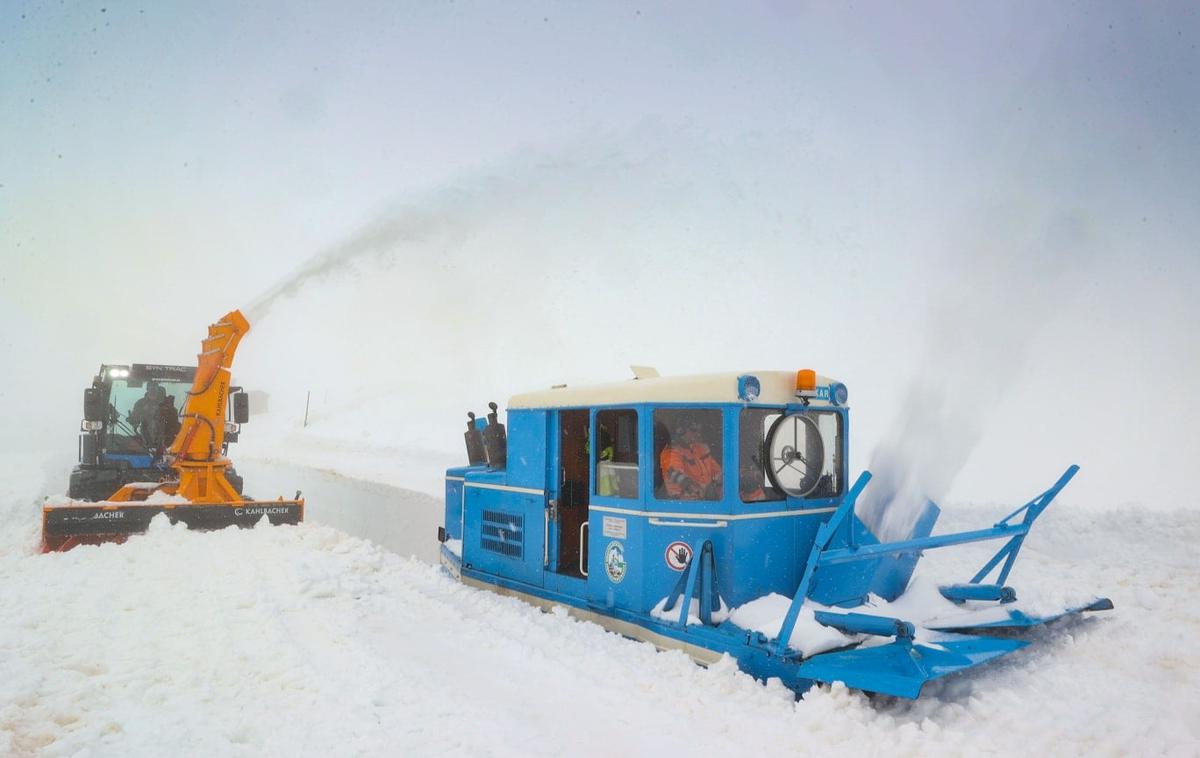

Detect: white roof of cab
[508, 370, 840, 409]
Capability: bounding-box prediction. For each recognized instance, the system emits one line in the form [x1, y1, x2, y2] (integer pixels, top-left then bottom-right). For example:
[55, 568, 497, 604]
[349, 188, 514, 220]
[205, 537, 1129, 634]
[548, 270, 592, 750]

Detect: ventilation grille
[481, 510, 524, 559]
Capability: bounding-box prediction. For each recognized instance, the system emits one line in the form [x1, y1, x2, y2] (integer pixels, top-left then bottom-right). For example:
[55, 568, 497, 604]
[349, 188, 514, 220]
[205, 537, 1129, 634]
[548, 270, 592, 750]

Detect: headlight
[829, 382, 849, 405]
[737, 374, 761, 402]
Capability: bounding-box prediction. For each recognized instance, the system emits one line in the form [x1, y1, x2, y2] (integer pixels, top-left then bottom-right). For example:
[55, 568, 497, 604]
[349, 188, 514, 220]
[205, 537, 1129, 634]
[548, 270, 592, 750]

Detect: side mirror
[83, 387, 107, 423]
[232, 392, 250, 424]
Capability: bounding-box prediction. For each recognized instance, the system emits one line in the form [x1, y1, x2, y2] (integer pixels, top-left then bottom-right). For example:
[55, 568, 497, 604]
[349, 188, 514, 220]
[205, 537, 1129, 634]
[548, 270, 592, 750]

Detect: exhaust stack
[464, 412, 487, 465]
[482, 402, 507, 469]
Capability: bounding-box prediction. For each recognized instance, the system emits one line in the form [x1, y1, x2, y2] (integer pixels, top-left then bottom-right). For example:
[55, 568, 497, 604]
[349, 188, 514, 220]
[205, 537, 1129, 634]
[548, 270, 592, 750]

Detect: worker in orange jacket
[739, 463, 767, 501]
[660, 421, 722, 499]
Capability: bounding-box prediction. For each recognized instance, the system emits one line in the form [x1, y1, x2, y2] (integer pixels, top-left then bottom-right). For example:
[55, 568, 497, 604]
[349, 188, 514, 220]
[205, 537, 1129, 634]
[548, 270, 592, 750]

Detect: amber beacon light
[795, 369, 817, 393]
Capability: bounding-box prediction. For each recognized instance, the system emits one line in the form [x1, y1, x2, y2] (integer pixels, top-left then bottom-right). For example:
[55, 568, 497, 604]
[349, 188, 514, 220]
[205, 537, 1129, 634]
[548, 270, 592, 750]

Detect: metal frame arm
[664, 540, 721, 626]
[773, 465, 1080, 656]
[969, 465, 1078, 586]
[773, 471, 873, 655]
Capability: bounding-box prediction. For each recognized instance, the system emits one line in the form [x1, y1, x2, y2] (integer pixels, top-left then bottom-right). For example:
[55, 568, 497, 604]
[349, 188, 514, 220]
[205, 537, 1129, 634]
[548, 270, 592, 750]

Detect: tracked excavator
[41, 310, 304, 552]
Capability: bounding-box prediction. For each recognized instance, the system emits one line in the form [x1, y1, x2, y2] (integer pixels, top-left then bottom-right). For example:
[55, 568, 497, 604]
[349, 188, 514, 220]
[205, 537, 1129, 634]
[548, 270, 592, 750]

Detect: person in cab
[155, 393, 182, 451]
[596, 424, 619, 496]
[740, 463, 767, 501]
[660, 420, 722, 500]
[128, 383, 158, 434]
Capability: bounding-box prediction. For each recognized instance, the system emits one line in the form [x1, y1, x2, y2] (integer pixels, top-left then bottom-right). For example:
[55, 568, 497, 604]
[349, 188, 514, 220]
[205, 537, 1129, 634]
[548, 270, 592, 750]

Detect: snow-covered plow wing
[799, 635, 1029, 700]
[924, 597, 1114, 633]
[41, 498, 304, 552]
[772, 465, 1113, 697]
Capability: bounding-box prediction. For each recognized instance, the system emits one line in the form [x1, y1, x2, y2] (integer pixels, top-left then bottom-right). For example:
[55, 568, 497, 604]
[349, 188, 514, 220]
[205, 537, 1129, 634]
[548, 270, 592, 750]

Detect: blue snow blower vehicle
[438, 369, 1111, 699]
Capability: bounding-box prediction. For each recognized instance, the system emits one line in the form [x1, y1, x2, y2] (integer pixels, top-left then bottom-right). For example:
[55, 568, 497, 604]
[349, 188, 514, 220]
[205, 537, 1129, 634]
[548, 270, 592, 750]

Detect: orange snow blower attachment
[41, 310, 304, 552]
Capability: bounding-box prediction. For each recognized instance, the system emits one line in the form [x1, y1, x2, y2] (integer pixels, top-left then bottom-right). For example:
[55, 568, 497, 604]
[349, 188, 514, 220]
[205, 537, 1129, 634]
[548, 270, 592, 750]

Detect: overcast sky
[2, 2, 1197, 510]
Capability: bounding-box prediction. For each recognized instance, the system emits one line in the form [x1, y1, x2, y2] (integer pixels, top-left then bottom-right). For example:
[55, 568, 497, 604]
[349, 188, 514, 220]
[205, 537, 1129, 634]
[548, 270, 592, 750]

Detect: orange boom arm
[165, 309, 250, 503]
[170, 310, 249, 463]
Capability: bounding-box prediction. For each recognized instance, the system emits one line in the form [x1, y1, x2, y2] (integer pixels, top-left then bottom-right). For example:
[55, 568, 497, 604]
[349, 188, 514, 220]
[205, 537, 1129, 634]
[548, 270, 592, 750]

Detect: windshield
[756, 409, 844, 499]
[104, 379, 191, 455]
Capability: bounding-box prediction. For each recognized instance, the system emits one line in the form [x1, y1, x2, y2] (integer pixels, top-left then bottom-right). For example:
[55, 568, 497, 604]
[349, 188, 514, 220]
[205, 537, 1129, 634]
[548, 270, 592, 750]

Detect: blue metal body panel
[809, 500, 941, 607]
[104, 453, 154, 468]
[505, 410, 546, 489]
[443, 464, 480, 543]
[461, 472, 545, 588]
[443, 384, 1110, 699]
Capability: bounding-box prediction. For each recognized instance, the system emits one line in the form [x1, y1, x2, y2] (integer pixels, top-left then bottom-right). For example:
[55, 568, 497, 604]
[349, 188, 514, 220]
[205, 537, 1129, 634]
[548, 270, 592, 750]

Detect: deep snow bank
[2, 455, 1198, 756]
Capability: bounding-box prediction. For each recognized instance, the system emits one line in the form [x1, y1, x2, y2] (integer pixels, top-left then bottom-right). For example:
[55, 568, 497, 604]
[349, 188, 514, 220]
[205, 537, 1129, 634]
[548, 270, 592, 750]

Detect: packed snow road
[1, 455, 1197, 756]
[235, 460, 443, 562]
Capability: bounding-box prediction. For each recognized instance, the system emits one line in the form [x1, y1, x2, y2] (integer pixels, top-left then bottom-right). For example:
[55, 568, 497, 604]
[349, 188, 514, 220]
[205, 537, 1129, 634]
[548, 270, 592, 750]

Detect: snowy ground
[2, 452, 1198, 756]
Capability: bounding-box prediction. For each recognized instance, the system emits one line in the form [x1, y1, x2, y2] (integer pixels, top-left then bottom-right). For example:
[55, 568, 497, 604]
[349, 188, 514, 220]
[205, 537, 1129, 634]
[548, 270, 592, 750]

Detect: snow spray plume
[244, 208, 456, 324]
[856, 210, 1093, 541]
[243, 125, 761, 327]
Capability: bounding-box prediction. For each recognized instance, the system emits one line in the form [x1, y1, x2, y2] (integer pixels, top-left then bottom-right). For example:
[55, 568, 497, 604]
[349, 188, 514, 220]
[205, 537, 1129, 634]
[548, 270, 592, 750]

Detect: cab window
[759, 410, 844, 499]
[595, 409, 638, 498]
[738, 408, 785, 502]
[653, 408, 723, 501]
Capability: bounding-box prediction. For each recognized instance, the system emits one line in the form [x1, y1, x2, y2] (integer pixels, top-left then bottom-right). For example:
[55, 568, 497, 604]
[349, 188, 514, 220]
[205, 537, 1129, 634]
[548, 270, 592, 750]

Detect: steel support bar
[773, 466, 1079, 657]
[813, 610, 915, 639]
[677, 554, 699, 626]
[974, 465, 1078, 586]
[815, 467, 1077, 570]
[664, 555, 693, 623]
[665, 540, 720, 627]
[773, 471, 873, 656]
[697, 541, 719, 625]
[816, 524, 1029, 566]
[939, 583, 1017, 603]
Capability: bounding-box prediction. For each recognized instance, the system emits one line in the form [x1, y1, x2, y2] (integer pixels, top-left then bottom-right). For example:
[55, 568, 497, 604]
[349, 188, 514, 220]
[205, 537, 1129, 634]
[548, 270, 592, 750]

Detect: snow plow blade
[925, 597, 1114, 633]
[41, 499, 304, 552]
[798, 635, 1028, 699]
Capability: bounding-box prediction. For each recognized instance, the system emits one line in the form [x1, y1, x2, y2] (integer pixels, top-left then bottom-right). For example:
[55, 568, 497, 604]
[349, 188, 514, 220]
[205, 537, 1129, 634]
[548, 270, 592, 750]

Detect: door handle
[544, 499, 560, 568]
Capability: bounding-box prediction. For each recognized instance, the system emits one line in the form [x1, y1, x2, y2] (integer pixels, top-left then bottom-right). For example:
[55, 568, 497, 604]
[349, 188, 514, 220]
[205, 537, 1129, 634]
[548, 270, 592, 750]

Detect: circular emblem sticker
[604, 540, 627, 584]
[665, 541, 693, 571]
